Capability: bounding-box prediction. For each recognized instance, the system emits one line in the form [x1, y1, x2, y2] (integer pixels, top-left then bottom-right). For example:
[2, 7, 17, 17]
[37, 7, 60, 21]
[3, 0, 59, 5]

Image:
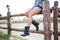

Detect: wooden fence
[0, 0, 60, 40]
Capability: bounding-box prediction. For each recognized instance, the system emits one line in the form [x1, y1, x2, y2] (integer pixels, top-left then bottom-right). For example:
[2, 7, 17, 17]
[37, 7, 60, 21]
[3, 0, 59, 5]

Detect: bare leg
[23, 8, 32, 17]
[22, 8, 40, 31]
[21, 7, 42, 36]
[27, 7, 42, 27]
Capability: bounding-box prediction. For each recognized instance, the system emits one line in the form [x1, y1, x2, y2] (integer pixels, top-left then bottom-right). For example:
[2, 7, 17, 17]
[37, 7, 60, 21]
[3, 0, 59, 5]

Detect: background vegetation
[0, 30, 28, 40]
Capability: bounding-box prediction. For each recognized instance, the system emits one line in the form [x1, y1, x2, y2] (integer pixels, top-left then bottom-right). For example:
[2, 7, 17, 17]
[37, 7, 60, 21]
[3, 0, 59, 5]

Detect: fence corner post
[43, 1, 51, 40]
[53, 1, 58, 40]
[6, 5, 11, 37]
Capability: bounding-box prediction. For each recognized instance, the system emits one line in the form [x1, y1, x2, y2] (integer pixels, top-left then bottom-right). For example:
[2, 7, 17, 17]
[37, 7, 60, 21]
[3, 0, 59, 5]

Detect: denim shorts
[32, 0, 44, 10]
[32, 4, 43, 10]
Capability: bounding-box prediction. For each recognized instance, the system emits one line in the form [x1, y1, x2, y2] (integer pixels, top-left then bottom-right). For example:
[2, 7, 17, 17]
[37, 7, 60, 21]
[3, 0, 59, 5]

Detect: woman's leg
[24, 8, 41, 31]
[21, 7, 42, 36]
[22, 8, 40, 31]
[21, 8, 40, 31]
[27, 7, 42, 27]
[23, 8, 32, 17]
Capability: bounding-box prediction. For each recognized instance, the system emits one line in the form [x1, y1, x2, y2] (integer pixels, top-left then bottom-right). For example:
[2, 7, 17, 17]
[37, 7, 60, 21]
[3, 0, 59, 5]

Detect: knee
[25, 13, 28, 17]
[28, 13, 32, 18]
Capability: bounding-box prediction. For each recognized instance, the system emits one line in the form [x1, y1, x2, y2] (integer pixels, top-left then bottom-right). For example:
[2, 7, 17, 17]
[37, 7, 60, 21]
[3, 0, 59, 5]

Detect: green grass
[0, 34, 8, 40]
[0, 30, 28, 40]
[0, 17, 7, 20]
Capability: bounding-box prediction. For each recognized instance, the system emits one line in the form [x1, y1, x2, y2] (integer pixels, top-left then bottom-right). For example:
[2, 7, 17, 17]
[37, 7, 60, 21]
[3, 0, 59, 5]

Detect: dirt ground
[0, 22, 60, 40]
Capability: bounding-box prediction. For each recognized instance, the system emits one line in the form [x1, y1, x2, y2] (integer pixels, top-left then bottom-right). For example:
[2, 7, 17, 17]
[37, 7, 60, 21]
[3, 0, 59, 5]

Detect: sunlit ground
[0, 22, 60, 40]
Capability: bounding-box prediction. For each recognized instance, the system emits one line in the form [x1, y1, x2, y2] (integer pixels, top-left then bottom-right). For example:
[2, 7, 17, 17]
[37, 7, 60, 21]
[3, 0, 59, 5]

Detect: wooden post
[43, 1, 51, 40]
[6, 5, 11, 36]
[53, 1, 58, 40]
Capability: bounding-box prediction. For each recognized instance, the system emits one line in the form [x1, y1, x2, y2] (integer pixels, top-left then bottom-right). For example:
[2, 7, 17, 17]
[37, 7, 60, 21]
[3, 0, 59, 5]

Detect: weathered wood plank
[0, 27, 60, 36]
[6, 5, 11, 36]
[53, 1, 58, 40]
[0, 27, 44, 34]
[43, 1, 51, 40]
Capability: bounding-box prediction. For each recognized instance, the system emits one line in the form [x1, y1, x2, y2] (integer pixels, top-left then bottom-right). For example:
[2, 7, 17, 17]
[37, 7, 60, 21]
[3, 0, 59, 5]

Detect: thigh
[24, 8, 32, 15]
[28, 7, 42, 16]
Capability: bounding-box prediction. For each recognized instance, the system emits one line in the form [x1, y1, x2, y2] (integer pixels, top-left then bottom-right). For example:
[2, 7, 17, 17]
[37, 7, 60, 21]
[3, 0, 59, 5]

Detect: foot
[35, 23, 39, 31]
[21, 26, 30, 37]
[21, 33, 30, 36]
[32, 20, 39, 31]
